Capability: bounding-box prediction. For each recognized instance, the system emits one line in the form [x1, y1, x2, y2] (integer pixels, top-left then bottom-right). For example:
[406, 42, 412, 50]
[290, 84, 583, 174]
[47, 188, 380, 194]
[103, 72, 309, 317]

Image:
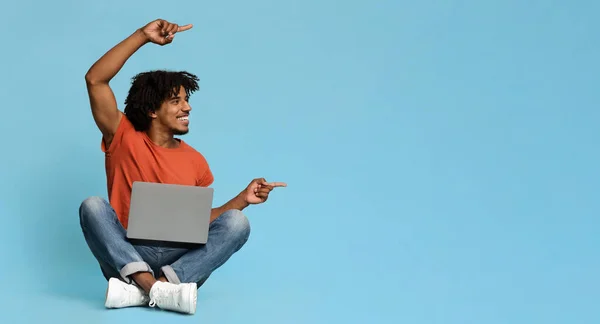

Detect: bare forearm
[85, 29, 148, 84]
[210, 193, 249, 222]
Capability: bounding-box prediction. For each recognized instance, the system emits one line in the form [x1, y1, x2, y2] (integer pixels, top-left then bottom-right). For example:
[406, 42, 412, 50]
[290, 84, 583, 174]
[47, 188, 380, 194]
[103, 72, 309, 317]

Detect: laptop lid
[126, 181, 214, 244]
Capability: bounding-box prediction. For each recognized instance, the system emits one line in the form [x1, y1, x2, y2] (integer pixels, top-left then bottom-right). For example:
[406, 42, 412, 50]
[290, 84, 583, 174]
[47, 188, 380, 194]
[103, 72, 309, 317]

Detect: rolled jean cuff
[160, 265, 181, 284]
[120, 261, 153, 283]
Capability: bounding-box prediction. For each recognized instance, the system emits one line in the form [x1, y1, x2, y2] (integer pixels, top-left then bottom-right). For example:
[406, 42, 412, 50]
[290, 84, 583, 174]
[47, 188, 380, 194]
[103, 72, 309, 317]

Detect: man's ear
[148, 110, 157, 119]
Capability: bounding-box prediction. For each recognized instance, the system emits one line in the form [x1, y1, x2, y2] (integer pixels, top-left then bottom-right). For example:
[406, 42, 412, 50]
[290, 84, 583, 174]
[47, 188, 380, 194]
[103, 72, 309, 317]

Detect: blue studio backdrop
[1, 0, 599, 323]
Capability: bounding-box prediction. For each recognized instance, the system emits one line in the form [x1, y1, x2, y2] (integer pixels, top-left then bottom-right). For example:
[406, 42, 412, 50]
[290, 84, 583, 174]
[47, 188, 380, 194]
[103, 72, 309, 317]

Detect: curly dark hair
[124, 70, 199, 131]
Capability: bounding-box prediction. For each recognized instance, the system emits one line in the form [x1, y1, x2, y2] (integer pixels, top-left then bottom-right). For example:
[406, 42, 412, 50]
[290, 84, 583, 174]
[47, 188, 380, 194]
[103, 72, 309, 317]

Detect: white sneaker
[148, 281, 198, 315]
[105, 277, 150, 308]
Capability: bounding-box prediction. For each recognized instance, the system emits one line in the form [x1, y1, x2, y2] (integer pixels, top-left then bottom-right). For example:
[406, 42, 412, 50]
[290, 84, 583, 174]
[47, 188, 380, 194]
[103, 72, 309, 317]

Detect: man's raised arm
[84, 19, 192, 147]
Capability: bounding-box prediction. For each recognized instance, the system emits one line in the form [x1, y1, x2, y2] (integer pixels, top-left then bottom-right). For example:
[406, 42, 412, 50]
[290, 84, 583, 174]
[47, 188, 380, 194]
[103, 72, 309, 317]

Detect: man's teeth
[177, 116, 188, 121]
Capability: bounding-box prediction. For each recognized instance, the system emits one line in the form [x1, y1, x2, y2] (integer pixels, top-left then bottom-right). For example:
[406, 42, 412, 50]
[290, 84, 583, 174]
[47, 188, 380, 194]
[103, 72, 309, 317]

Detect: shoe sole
[186, 282, 198, 315]
[105, 278, 121, 308]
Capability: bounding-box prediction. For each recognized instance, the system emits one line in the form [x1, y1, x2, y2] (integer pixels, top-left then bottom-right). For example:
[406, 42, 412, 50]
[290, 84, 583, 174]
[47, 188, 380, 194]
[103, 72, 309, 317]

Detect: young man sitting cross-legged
[79, 19, 286, 315]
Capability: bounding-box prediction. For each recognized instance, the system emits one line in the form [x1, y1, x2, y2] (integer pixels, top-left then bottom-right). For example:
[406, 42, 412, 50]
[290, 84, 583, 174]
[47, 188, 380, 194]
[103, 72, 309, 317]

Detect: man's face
[152, 86, 191, 135]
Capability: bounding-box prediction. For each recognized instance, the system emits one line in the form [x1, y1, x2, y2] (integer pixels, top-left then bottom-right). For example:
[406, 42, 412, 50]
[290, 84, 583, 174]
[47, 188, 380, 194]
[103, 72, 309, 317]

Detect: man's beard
[173, 128, 189, 136]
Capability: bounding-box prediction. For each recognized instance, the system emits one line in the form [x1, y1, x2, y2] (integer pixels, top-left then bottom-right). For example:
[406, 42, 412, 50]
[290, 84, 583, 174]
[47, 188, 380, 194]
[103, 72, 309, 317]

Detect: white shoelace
[149, 285, 180, 308]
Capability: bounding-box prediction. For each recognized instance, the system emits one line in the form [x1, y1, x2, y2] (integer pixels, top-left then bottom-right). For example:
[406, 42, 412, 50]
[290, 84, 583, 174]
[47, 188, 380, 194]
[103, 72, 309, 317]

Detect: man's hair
[124, 70, 199, 131]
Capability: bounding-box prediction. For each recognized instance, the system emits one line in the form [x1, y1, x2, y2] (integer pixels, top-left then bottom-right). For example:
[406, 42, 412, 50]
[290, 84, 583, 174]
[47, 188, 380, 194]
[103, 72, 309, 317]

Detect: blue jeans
[79, 196, 250, 286]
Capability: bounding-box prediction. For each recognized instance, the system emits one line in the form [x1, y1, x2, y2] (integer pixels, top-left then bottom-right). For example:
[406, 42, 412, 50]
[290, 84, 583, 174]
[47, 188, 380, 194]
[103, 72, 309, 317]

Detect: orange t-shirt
[101, 114, 214, 229]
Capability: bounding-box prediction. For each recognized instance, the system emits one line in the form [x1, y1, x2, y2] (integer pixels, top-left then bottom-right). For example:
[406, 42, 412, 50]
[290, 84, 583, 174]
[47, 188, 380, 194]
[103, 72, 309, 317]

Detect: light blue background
[0, 0, 598, 323]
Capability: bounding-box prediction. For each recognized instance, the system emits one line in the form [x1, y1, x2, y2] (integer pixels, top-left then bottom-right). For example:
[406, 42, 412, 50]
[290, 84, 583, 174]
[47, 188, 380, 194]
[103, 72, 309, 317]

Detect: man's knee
[220, 209, 251, 241]
[79, 196, 110, 225]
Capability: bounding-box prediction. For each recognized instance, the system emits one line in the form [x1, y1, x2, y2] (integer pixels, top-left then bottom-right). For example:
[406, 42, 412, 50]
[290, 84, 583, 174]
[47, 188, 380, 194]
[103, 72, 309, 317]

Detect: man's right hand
[140, 19, 193, 46]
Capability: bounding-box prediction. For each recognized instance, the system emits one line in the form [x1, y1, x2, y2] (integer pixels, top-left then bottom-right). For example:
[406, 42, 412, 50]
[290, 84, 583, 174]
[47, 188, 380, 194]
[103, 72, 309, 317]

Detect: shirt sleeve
[101, 113, 135, 154]
[196, 153, 214, 187]
[197, 168, 214, 187]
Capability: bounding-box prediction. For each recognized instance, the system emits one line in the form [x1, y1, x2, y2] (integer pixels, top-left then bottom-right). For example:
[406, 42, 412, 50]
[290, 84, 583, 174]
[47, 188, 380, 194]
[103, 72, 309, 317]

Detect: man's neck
[146, 127, 179, 148]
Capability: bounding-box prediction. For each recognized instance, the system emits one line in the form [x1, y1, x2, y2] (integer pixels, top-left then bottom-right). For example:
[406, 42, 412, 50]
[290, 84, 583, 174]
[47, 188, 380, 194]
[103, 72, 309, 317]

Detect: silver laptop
[126, 181, 214, 244]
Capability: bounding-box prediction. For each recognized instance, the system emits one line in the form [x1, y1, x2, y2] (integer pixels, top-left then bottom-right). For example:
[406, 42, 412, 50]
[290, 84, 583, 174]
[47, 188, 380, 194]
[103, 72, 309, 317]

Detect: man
[78, 19, 286, 315]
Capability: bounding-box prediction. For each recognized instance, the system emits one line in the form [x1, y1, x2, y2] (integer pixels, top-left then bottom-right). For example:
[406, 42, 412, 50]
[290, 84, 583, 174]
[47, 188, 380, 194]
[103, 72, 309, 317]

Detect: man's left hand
[241, 178, 287, 205]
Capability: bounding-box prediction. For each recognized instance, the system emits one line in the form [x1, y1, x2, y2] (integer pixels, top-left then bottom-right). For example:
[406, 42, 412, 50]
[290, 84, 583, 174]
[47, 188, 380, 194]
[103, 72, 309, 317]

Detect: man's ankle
[131, 272, 157, 294]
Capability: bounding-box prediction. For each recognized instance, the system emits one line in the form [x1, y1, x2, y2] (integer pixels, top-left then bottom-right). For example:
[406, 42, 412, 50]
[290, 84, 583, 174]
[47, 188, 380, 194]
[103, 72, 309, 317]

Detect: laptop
[126, 181, 214, 244]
